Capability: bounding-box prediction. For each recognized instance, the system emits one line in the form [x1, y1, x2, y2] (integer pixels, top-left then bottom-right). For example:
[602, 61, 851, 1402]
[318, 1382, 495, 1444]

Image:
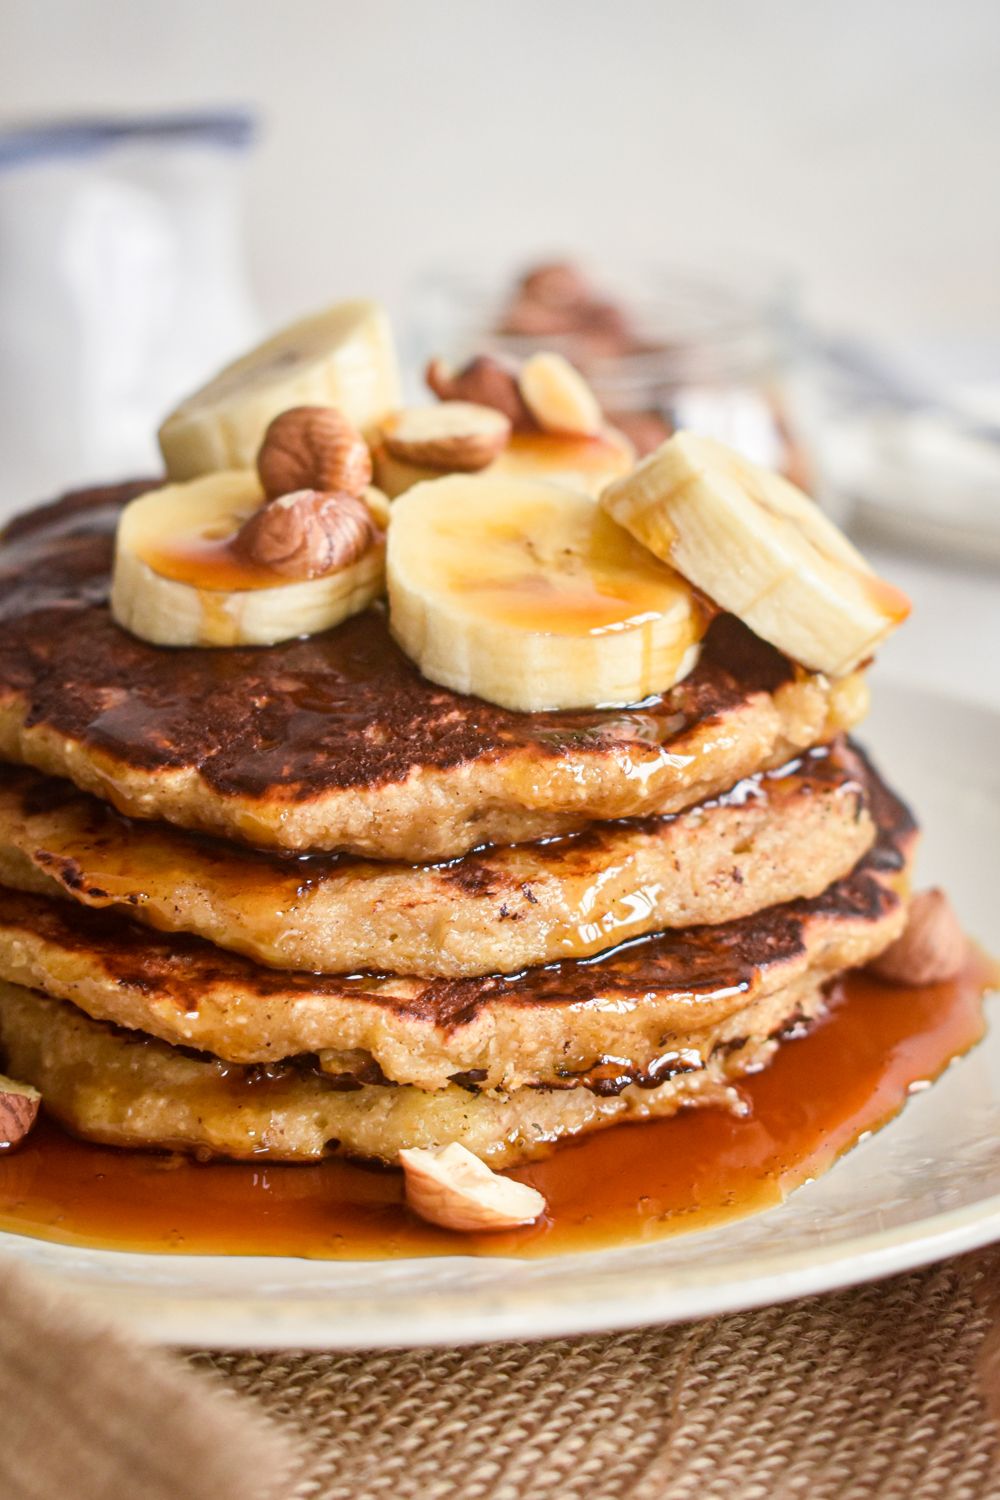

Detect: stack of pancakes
[0, 483, 914, 1168]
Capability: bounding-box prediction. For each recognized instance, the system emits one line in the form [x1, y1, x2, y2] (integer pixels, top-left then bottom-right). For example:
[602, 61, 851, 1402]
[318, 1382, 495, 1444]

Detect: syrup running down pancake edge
[0, 738, 876, 978]
[0, 743, 915, 1094]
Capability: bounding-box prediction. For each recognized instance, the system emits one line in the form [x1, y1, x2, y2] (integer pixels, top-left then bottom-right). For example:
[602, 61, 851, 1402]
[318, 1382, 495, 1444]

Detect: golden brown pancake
[0, 745, 915, 1092]
[0, 741, 875, 977]
[0, 484, 868, 860]
[0, 977, 829, 1166]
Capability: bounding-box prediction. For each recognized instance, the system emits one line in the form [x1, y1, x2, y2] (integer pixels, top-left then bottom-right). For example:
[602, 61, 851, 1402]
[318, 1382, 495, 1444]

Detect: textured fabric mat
[193, 1247, 1000, 1499]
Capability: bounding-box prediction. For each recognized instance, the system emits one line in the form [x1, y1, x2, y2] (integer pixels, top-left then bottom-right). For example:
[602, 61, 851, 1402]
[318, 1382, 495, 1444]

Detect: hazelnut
[868, 887, 967, 986]
[502, 296, 581, 338]
[610, 409, 673, 457]
[257, 406, 372, 501]
[234, 490, 382, 580]
[400, 1143, 546, 1232]
[572, 300, 638, 360]
[380, 402, 511, 472]
[0, 1074, 40, 1151]
[426, 356, 537, 432]
[502, 265, 636, 357]
[518, 260, 593, 309]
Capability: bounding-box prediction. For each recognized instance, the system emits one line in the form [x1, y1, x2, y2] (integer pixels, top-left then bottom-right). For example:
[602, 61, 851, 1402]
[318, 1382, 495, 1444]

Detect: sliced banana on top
[387, 475, 706, 712]
[111, 473, 389, 648]
[601, 431, 910, 677]
[158, 300, 400, 480]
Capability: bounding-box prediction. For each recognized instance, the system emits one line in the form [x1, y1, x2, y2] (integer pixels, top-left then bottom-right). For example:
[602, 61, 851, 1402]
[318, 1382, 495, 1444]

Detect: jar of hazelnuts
[410, 257, 814, 489]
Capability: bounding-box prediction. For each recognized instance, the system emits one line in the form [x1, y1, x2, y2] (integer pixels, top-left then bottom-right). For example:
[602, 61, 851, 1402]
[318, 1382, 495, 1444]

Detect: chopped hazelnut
[380, 402, 511, 472]
[0, 1074, 41, 1151]
[400, 1142, 546, 1232]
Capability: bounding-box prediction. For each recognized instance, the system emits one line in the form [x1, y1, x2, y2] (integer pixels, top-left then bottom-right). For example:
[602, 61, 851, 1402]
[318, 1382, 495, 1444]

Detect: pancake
[0, 746, 915, 1091]
[0, 484, 869, 861]
[0, 741, 875, 977]
[0, 977, 831, 1166]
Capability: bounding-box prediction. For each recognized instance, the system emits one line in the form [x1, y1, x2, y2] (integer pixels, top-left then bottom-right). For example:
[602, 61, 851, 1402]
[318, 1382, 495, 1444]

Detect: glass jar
[407, 258, 813, 487]
[0, 111, 259, 517]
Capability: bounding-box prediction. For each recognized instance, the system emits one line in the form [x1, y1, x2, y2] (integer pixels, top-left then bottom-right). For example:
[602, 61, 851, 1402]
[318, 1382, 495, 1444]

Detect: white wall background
[3, 0, 999, 342]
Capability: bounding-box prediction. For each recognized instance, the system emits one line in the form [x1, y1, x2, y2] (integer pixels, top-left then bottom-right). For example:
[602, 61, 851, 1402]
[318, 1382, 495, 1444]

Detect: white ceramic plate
[2, 678, 999, 1349]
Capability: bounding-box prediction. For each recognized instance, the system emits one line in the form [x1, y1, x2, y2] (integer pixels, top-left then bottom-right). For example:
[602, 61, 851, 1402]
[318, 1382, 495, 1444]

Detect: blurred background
[1, 0, 998, 693]
[4, 0, 997, 338]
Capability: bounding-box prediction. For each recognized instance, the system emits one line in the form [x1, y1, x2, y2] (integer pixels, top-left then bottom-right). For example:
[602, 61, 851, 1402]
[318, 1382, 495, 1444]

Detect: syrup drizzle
[0, 957, 993, 1260]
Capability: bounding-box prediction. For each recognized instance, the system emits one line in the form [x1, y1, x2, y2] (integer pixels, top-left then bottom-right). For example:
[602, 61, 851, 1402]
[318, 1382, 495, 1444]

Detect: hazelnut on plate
[0, 1075, 41, 1151]
[400, 1143, 546, 1232]
[868, 888, 967, 986]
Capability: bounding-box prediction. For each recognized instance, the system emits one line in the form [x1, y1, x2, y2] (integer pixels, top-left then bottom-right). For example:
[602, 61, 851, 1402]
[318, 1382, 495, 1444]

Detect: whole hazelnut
[234, 490, 382, 580]
[257, 406, 372, 501]
[868, 887, 967, 986]
[519, 261, 592, 309]
[501, 297, 581, 338]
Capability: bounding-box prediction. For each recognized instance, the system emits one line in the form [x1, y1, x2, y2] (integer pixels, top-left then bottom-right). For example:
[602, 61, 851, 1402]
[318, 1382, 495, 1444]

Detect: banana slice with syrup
[111, 472, 389, 648]
[386, 474, 707, 712]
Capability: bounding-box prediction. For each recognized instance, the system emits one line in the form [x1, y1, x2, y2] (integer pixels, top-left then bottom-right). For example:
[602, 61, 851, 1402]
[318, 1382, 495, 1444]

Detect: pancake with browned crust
[0, 977, 831, 1166]
[0, 741, 875, 978]
[0, 745, 915, 1092]
[0, 484, 869, 861]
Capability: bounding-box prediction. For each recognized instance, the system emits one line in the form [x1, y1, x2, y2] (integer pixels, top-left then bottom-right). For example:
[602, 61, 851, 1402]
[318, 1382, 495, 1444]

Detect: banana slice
[387, 475, 705, 712]
[601, 431, 910, 677]
[374, 428, 634, 500]
[158, 300, 400, 480]
[111, 473, 389, 648]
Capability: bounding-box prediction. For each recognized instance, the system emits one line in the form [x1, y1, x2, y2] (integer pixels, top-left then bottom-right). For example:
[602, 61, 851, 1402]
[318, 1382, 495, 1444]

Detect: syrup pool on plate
[0, 955, 994, 1261]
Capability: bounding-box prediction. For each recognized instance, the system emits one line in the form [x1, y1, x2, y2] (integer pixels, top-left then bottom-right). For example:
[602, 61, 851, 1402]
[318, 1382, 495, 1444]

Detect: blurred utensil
[821, 335, 1000, 449]
[815, 335, 1000, 566]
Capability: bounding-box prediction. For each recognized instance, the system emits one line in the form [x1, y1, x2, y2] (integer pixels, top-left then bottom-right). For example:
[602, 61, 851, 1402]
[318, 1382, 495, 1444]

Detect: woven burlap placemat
[3, 1246, 1000, 1497]
[192, 1246, 1000, 1499]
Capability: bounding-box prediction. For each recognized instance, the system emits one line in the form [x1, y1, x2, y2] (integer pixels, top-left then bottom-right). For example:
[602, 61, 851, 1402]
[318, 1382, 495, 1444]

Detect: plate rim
[4, 1180, 1000, 1349]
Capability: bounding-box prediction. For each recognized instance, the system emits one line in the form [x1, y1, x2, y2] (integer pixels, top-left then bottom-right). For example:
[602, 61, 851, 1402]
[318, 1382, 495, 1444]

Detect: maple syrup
[0, 955, 993, 1260]
[497, 430, 633, 488]
[0, 740, 878, 986]
[442, 503, 696, 639]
